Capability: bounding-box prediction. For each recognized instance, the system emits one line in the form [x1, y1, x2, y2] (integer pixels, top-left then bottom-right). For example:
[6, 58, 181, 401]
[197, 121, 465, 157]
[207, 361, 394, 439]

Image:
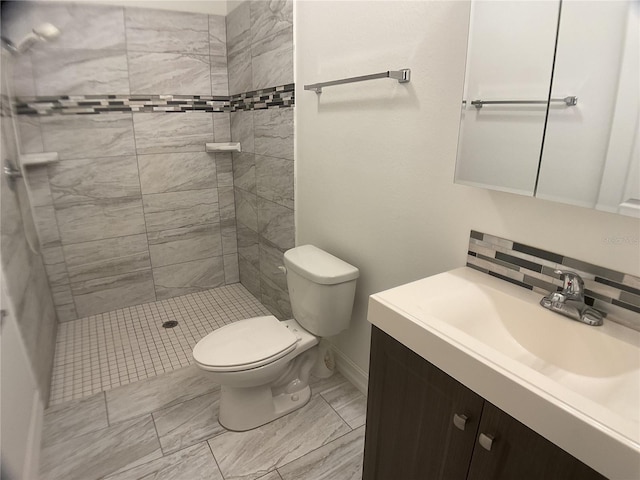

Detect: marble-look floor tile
[143, 188, 218, 232]
[106, 366, 216, 424]
[42, 392, 108, 446]
[55, 197, 145, 244]
[128, 52, 211, 95]
[138, 152, 216, 194]
[209, 15, 227, 57]
[278, 426, 365, 480]
[104, 442, 223, 480]
[49, 156, 140, 206]
[254, 108, 293, 161]
[125, 8, 209, 55]
[132, 113, 213, 155]
[249, 0, 293, 45]
[208, 395, 351, 480]
[320, 380, 367, 429]
[152, 390, 225, 454]
[71, 269, 156, 317]
[309, 372, 351, 397]
[256, 155, 294, 209]
[41, 114, 135, 160]
[63, 233, 150, 283]
[153, 256, 225, 300]
[33, 49, 129, 96]
[40, 415, 162, 480]
[257, 198, 294, 251]
[230, 111, 254, 154]
[147, 224, 223, 267]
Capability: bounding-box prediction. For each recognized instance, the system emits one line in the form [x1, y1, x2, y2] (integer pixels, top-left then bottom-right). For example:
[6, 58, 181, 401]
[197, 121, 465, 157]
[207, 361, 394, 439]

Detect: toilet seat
[192, 315, 298, 372]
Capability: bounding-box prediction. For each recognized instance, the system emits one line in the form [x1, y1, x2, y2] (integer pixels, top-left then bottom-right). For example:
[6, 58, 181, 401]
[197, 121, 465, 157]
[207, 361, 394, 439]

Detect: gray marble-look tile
[125, 8, 209, 54]
[143, 188, 218, 232]
[44, 262, 69, 287]
[55, 303, 78, 322]
[235, 187, 258, 232]
[257, 472, 283, 480]
[250, 0, 293, 45]
[254, 108, 293, 160]
[41, 114, 135, 160]
[33, 49, 129, 96]
[33, 205, 61, 247]
[49, 156, 140, 206]
[218, 186, 236, 221]
[231, 111, 254, 153]
[257, 198, 294, 251]
[23, 165, 52, 207]
[228, 49, 253, 95]
[237, 221, 259, 269]
[55, 197, 145, 244]
[226, 1, 251, 56]
[17, 115, 44, 154]
[214, 114, 232, 144]
[278, 426, 365, 480]
[40, 415, 162, 480]
[133, 113, 213, 155]
[153, 256, 226, 300]
[256, 155, 293, 209]
[41, 246, 65, 265]
[251, 27, 293, 91]
[209, 15, 227, 56]
[208, 395, 351, 480]
[106, 365, 217, 424]
[309, 372, 350, 397]
[233, 152, 257, 193]
[211, 55, 230, 96]
[42, 392, 108, 446]
[147, 223, 223, 267]
[239, 254, 261, 299]
[152, 390, 225, 454]
[259, 240, 286, 291]
[51, 284, 73, 306]
[128, 52, 211, 95]
[222, 219, 238, 255]
[71, 269, 156, 317]
[137, 152, 216, 194]
[261, 273, 291, 320]
[11, 54, 36, 97]
[319, 380, 367, 429]
[104, 442, 223, 480]
[224, 253, 240, 283]
[63, 233, 150, 283]
[216, 152, 234, 187]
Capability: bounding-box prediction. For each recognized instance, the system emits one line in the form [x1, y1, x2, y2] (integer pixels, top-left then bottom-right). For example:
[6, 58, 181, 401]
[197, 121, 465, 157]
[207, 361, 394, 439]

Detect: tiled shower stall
[1, 0, 294, 403]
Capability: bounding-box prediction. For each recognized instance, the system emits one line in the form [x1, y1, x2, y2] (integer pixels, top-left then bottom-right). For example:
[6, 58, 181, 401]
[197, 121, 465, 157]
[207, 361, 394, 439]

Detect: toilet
[192, 245, 359, 431]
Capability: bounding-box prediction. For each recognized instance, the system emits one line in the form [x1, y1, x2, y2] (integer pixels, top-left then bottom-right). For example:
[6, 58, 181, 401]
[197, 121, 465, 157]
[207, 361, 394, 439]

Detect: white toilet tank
[283, 245, 359, 337]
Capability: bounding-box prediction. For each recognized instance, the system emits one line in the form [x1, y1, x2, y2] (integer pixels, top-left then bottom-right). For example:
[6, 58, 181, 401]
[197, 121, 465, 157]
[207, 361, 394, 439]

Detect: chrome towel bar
[469, 96, 578, 109]
[304, 69, 411, 94]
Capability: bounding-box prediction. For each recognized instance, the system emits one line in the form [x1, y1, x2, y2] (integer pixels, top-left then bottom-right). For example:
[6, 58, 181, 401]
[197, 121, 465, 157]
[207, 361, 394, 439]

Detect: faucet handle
[554, 269, 585, 299]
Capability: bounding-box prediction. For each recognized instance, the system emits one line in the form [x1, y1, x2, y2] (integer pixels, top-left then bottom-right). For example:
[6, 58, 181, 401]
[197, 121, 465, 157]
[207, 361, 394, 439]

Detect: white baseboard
[332, 347, 369, 396]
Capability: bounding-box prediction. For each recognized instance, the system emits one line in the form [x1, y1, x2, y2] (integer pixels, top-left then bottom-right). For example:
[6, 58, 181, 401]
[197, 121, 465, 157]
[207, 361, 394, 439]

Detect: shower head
[1, 23, 60, 54]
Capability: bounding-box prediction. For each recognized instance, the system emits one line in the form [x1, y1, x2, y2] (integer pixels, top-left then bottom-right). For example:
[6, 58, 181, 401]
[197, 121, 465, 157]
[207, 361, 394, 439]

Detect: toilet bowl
[192, 245, 359, 431]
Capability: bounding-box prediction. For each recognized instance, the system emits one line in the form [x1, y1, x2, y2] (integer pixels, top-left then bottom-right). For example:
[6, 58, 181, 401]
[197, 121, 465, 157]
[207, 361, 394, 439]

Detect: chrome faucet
[540, 270, 603, 326]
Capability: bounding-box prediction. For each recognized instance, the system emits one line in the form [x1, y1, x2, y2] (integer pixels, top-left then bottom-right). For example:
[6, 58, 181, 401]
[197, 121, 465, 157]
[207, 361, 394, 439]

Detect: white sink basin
[368, 267, 640, 480]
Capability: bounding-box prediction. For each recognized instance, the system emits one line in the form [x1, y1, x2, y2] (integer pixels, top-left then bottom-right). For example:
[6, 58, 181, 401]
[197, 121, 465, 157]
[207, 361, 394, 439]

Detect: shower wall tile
[209, 15, 228, 57]
[137, 152, 217, 194]
[48, 156, 140, 205]
[237, 222, 259, 269]
[224, 253, 240, 283]
[259, 241, 287, 292]
[218, 187, 236, 221]
[221, 220, 238, 255]
[63, 234, 151, 284]
[17, 115, 44, 154]
[215, 153, 234, 187]
[44, 262, 69, 287]
[213, 115, 232, 143]
[23, 166, 53, 207]
[211, 56, 230, 96]
[230, 111, 255, 153]
[256, 154, 294, 209]
[234, 187, 258, 232]
[41, 114, 135, 159]
[128, 52, 211, 96]
[233, 152, 257, 193]
[55, 303, 78, 323]
[258, 198, 295, 251]
[249, 0, 293, 45]
[41, 246, 65, 266]
[254, 107, 294, 160]
[252, 27, 293, 91]
[261, 273, 292, 319]
[51, 284, 73, 307]
[71, 269, 156, 317]
[147, 224, 223, 268]
[124, 8, 209, 55]
[226, 1, 251, 56]
[142, 188, 219, 232]
[227, 49, 253, 96]
[33, 205, 61, 247]
[239, 254, 261, 298]
[33, 49, 130, 96]
[55, 197, 146, 244]
[132, 113, 213, 155]
[153, 257, 226, 300]
[11, 55, 37, 97]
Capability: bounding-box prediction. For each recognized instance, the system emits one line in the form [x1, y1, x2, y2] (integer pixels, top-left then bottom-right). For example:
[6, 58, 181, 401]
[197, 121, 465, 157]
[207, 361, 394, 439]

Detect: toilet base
[218, 383, 312, 431]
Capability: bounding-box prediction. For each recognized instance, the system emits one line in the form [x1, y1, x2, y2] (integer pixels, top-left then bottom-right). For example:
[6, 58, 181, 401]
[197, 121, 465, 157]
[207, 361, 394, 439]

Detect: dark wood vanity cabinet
[362, 326, 606, 480]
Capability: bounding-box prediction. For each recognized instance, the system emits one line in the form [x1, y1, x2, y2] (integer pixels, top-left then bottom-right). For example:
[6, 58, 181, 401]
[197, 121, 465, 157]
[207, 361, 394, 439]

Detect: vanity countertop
[368, 267, 640, 480]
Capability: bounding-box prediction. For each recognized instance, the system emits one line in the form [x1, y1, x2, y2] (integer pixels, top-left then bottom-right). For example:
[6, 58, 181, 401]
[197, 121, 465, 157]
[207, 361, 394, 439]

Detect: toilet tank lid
[284, 245, 359, 285]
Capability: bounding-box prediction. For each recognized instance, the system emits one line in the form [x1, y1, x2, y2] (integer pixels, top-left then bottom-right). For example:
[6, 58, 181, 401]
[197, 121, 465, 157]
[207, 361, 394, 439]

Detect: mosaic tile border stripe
[467, 230, 640, 330]
[15, 83, 295, 115]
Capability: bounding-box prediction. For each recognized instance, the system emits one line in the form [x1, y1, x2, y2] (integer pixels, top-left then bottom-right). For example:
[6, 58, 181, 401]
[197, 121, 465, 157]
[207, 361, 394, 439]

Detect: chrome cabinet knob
[479, 433, 495, 451]
[453, 413, 468, 431]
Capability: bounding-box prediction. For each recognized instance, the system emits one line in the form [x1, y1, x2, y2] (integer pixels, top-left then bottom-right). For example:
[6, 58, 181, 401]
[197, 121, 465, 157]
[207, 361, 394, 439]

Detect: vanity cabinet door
[363, 326, 484, 480]
[466, 402, 606, 480]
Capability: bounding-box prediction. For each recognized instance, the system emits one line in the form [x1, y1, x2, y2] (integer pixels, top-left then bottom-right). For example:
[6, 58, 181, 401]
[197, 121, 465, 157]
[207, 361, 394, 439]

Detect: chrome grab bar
[469, 96, 578, 109]
[304, 69, 411, 94]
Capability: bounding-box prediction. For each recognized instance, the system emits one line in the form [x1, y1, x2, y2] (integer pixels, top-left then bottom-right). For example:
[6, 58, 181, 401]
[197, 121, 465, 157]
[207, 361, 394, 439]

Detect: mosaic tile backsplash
[467, 230, 640, 330]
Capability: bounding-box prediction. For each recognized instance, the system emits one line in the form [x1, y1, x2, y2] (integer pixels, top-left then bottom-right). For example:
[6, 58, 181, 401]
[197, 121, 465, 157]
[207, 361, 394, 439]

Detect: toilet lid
[192, 315, 298, 370]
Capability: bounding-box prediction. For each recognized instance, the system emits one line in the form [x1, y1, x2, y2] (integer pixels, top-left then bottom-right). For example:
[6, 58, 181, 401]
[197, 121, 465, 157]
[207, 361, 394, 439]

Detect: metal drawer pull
[479, 433, 495, 451]
[453, 413, 468, 431]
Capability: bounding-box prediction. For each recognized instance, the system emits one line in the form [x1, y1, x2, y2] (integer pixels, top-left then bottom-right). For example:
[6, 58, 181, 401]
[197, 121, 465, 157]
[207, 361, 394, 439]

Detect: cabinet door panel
[363, 327, 484, 480]
[467, 402, 606, 480]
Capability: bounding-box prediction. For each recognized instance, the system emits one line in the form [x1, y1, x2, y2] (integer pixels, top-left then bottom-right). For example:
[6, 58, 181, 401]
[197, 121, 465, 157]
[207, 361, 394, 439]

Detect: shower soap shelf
[20, 152, 59, 167]
[206, 142, 241, 153]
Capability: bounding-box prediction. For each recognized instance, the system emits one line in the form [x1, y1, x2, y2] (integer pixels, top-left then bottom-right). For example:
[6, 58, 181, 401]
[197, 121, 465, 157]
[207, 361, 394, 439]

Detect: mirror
[455, 0, 639, 218]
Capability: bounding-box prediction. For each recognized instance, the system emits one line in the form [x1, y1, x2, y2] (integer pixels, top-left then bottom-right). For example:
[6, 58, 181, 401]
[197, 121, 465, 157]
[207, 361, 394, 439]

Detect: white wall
[295, 0, 640, 378]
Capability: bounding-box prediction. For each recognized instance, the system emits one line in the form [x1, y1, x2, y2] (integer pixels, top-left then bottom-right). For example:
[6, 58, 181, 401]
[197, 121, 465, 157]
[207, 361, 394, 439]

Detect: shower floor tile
[49, 284, 271, 406]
